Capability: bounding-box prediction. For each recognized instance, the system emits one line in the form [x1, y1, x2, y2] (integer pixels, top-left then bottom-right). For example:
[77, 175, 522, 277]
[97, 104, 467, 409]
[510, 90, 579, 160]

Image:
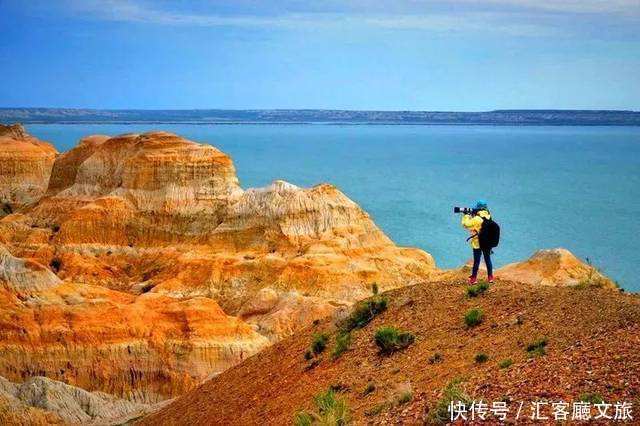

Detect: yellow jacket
[461, 210, 491, 249]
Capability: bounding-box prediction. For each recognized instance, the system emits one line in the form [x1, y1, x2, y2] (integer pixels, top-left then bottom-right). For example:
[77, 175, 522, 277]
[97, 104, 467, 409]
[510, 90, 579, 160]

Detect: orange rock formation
[0, 127, 437, 402]
[496, 248, 617, 288]
[0, 124, 57, 213]
[0, 244, 268, 402]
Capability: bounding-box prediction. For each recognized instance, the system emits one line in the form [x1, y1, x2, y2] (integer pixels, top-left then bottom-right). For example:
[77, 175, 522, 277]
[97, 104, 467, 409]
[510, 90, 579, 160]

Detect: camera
[453, 207, 476, 214]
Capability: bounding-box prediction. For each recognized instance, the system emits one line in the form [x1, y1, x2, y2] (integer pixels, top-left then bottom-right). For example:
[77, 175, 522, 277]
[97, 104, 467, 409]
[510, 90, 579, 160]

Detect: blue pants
[472, 248, 493, 277]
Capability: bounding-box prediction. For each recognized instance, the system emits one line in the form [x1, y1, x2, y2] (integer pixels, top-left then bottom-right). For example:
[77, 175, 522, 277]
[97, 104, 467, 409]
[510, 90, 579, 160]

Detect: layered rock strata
[0, 124, 57, 213]
[0, 128, 437, 401]
[496, 248, 618, 288]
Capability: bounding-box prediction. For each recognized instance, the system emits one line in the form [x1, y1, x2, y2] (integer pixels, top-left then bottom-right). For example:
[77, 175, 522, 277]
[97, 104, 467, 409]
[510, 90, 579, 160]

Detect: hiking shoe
[488, 275, 495, 283]
[468, 276, 478, 285]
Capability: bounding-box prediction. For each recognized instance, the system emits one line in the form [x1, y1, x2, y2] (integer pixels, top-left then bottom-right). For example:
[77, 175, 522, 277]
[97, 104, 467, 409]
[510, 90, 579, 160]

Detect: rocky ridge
[0, 127, 436, 406]
[142, 279, 639, 425]
[0, 375, 161, 425]
[0, 124, 57, 213]
[497, 248, 617, 288]
[0, 244, 269, 404]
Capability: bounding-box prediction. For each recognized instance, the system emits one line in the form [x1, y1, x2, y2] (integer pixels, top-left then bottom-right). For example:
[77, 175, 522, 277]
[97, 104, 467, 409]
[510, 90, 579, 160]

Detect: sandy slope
[141, 280, 639, 425]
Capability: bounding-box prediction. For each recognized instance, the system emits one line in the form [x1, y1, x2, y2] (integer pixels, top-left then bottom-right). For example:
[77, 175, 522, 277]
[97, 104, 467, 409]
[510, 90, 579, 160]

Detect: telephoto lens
[453, 207, 472, 214]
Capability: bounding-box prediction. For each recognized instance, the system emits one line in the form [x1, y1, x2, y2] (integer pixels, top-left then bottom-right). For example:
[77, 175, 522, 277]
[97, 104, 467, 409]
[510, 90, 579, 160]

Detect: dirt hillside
[141, 279, 640, 425]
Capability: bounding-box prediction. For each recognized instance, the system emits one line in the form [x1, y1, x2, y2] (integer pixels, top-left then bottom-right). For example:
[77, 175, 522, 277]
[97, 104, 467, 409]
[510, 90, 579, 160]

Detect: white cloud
[451, 0, 640, 15]
[62, 0, 638, 37]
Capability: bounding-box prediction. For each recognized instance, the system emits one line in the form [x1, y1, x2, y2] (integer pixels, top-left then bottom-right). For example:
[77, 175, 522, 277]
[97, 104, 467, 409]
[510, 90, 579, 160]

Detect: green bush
[294, 412, 314, 426]
[464, 308, 483, 327]
[311, 333, 329, 355]
[365, 383, 412, 417]
[427, 379, 472, 424]
[295, 389, 351, 425]
[428, 352, 443, 364]
[397, 390, 413, 404]
[474, 353, 489, 363]
[466, 282, 489, 298]
[362, 382, 375, 396]
[579, 392, 604, 404]
[498, 358, 513, 369]
[339, 297, 388, 332]
[526, 338, 548, 357]
[331, 332, 351, 360]
[573, 257, 619, 289]
[374, 326, 415, 355]
[316, 389, 351, 425]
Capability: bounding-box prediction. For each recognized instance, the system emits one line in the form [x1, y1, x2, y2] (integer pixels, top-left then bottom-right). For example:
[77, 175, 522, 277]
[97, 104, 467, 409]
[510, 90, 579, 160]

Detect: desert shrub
[339, 297, 388, 332]
[329, 383, 349, 393]
[397, 385, 413, 404]
[498, 358, 513, 369]
[304, 350, 313, 361]
[574, 258, 619, 289]
[295, 389, 351, 425]
[428, 352, 443, 364]
[311, 333, 329, 355]
[579, 392, 604, 404]
[362, 382, 375, 396]
[51, 224, 60, 233]
[398, 392, 412, 404]
[575, 273, 611, 289]
[317, 389, 351, 425]
[371, 282, 379, 295]
[466, 282, 489, 298]
[427, 378, 472, 424]
[526, 338, 548, 357]
[331, 332, 351, 360]
[304, 359, 321, 371]
[474, 353, 489, 363]
[374, 326, 415, 355]
[464, 308, 483, 327]
[365, 383, 412, 417]
[294, 412, 314, 426]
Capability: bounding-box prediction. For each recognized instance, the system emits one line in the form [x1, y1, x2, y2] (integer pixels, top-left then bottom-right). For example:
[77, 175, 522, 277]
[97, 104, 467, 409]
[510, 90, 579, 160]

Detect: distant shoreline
[3, 108, 640, 126]
[16, 121, 640, 126]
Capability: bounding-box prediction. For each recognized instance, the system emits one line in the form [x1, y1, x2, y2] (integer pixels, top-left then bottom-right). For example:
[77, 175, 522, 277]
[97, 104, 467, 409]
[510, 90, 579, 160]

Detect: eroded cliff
[0, 124, 57, 214]
[0, 128, 437, 402]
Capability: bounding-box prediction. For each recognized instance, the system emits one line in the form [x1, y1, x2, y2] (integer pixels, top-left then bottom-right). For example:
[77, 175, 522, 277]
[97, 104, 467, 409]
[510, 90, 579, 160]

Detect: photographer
[460, 200, 495, 284]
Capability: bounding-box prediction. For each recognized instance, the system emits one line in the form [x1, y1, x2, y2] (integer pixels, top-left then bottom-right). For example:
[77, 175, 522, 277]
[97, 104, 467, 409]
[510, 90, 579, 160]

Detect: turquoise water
[26, 124, 640, 292]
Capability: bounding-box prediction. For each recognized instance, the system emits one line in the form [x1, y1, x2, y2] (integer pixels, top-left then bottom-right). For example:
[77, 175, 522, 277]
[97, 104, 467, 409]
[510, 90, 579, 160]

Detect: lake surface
[26, 124, 640, 292]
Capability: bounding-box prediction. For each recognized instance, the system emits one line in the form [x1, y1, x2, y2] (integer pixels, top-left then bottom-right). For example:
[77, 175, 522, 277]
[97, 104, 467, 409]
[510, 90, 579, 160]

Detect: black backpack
[479, 217, 500, 250]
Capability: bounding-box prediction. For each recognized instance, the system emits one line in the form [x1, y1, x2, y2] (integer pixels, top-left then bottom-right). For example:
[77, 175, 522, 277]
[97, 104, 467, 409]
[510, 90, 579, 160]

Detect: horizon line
[1, 107, 639, 113]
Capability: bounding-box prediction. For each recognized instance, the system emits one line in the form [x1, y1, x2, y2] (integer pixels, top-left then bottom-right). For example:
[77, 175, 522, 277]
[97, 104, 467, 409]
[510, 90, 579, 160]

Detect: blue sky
[0, 0, 638, 110]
